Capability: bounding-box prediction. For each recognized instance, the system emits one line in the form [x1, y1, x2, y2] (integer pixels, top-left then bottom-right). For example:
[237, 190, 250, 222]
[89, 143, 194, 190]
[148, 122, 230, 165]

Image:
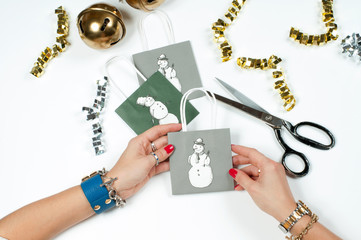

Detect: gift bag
[132, 10, 203, 99]
[105, 56, 199, 135]
[168, 88, 234, 195]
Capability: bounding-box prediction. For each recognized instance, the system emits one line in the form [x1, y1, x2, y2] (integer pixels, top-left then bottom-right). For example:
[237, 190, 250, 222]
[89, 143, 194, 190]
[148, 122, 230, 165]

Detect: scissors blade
[214, 77, 268, 113]
[209, 91, 284, 128]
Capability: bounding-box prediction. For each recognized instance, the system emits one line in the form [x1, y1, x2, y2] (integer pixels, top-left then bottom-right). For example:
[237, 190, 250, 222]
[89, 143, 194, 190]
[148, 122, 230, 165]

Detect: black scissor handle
[283, 121, 336, 150]
[281, 150, 310, 178]
[274, 128, 310, 177]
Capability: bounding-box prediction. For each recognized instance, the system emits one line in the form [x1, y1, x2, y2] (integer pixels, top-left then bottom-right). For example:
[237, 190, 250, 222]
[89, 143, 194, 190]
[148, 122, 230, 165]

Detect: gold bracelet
[286, 213, 319, 240]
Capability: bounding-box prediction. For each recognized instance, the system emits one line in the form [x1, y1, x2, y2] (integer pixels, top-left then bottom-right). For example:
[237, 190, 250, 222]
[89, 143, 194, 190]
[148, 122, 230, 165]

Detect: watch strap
[278, 200, 312, 234]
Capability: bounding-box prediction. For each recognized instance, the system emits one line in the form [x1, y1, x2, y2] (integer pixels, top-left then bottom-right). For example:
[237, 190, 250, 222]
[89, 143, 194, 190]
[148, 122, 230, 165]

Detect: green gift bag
[105, 56, 199, 135]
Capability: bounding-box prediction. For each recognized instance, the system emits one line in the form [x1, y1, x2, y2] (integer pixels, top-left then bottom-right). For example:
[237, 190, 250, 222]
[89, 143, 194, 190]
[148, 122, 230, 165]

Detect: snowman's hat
[157, 54, 168, 61]
[194, 138, 205, 145]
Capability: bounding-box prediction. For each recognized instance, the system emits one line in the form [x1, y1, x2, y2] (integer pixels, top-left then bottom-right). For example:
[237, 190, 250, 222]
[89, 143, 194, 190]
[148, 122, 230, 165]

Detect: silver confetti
[82, 76, 108, 155]
[341, 33, 361, 61]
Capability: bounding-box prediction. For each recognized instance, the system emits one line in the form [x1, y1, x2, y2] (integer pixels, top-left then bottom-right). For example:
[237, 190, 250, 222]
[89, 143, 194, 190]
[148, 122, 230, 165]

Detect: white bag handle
[138, 10, 176, 50]
[104, 56, 147, 99]
[180, 88, 217, 132]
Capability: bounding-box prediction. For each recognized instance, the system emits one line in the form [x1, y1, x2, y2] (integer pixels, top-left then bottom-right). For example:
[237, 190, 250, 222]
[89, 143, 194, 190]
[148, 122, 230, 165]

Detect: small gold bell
[77, 3, 126, 49]
[124, 0, 165, 11]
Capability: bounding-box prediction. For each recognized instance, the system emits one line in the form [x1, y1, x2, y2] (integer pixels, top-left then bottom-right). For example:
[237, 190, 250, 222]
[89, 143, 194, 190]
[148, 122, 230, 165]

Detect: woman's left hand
[106, 123, 182, 200]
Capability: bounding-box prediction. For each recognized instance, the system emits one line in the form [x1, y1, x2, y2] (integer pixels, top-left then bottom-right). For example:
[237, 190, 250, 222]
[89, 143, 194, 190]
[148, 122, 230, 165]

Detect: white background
[1, 0, 361, 239]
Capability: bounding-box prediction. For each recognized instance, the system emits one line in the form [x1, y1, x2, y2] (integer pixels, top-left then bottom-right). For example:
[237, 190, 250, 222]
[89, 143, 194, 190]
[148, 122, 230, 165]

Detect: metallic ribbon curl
[212, 0, 296, 111]
[82, 77, 109, 155]
[237, 55, 296, 111]
[341, 33, 361, 61]
[289, 0, 338, 45]
[212, 0, 246, 62]
[31, 6, 70, 78]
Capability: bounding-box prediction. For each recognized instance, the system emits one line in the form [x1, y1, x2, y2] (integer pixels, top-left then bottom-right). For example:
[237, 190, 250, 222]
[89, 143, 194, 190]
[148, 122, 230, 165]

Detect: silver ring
[151, 142, 157, 152]
[150, 152, 159, 166]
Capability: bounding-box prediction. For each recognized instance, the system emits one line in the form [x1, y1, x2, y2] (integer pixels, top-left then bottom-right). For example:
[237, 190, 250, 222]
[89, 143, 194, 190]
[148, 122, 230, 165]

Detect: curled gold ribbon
[212, 0, 296, 111]
[289, 0, 338, 45]
[212, 0, 246, 62]
[31, 6, 70, 78]
[237, 55, 296, 111]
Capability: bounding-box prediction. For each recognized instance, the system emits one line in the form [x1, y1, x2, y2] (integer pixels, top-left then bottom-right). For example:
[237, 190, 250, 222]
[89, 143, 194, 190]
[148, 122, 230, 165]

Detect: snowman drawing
[157, 54, 182, 92]
[136, 95, 179, 125]
[188, 138, 213, 188]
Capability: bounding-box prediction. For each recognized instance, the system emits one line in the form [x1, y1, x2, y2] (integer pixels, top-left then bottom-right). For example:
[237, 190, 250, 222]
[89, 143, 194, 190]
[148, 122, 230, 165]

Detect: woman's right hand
[228, 145, 296, 222]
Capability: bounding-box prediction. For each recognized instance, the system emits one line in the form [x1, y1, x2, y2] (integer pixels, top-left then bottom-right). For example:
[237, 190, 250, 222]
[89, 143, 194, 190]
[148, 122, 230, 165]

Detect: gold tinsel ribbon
[237, 55, 296, 111]
[212, 0, 296, 111]
[212, 0, 245, 62]
[290, 0, 338, 45]
[30, 6, 70, 78]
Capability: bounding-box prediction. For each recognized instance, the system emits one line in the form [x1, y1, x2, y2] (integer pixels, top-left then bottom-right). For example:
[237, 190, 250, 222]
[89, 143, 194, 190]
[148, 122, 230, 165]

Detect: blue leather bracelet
[81, 173, 115, 214]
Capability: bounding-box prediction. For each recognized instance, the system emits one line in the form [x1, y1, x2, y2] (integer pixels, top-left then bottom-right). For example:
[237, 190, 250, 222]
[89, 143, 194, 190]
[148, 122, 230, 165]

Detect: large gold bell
[125, 0, 165, 11]
[77, 3, 126, 49]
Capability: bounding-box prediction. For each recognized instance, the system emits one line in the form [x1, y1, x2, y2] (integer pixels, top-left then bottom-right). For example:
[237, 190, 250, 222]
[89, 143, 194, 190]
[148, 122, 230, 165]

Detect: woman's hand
[107, 123, 182, 200]
[228, 144, 296, 222]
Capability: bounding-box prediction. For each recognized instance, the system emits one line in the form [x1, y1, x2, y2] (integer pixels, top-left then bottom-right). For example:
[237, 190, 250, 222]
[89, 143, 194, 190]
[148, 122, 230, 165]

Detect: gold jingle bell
[77, 3, 126, 49]
[124, 0, 165, 11]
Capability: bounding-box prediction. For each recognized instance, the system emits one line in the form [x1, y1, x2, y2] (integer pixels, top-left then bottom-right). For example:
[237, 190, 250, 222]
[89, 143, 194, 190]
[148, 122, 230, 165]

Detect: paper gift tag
[115, 71, 199, 135]
[133, 11, 203, 99]
[168, 88, 234, 195]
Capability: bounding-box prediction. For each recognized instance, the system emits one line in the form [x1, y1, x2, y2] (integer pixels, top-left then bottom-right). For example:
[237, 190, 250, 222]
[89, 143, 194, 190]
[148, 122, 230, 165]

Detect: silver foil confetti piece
[341, 33, 361, 61]
[95, 146, 105, 155]
[82, 76, 109, 156]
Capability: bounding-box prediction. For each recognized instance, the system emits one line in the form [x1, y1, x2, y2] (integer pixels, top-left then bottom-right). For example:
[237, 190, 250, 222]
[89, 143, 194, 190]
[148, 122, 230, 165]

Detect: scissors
[211, 77, 336, 177]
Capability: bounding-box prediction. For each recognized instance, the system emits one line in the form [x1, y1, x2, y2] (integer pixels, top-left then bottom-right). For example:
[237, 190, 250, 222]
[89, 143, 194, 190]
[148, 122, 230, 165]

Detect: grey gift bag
[168, 88, 234, 195]
[132, 10, 203, 99]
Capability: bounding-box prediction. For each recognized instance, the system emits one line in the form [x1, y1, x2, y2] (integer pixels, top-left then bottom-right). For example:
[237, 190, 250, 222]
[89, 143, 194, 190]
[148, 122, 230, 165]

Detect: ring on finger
[150, 152, 159, 166]
[151, 142, 157, 152]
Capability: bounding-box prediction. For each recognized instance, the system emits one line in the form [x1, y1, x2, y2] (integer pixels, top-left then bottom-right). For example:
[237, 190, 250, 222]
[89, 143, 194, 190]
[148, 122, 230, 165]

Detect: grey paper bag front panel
[168, 128, 234, 195]
[132, 41, 203, 99]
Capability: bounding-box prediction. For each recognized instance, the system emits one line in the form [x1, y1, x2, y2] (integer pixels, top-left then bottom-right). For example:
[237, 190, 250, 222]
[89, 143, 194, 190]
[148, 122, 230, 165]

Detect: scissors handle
[283, 121, 335, 150]
[274, 129, 310, 177]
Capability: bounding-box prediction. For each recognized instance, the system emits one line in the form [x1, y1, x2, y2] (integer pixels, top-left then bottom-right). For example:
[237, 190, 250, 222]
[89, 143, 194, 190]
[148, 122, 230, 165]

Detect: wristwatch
[278, 200, 312, 234]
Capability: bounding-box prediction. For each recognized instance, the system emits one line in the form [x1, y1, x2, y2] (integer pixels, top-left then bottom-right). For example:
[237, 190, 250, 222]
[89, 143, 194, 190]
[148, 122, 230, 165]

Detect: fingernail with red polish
[229, 168, 238, 178]
[234, 184, 240, 190]
[164, 144, 174, 154]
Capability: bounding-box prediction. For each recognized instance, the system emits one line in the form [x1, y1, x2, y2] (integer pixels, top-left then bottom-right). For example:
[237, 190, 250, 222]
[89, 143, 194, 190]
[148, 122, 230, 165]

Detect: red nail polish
[234, 184, 240, 189]
[164, 144, 174, 154]
[229, 168, 238, 178]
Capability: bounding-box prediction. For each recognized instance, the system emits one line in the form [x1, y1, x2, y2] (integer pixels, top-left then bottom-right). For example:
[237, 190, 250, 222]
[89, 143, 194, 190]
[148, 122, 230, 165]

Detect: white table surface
[1, 0, 361, 239]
